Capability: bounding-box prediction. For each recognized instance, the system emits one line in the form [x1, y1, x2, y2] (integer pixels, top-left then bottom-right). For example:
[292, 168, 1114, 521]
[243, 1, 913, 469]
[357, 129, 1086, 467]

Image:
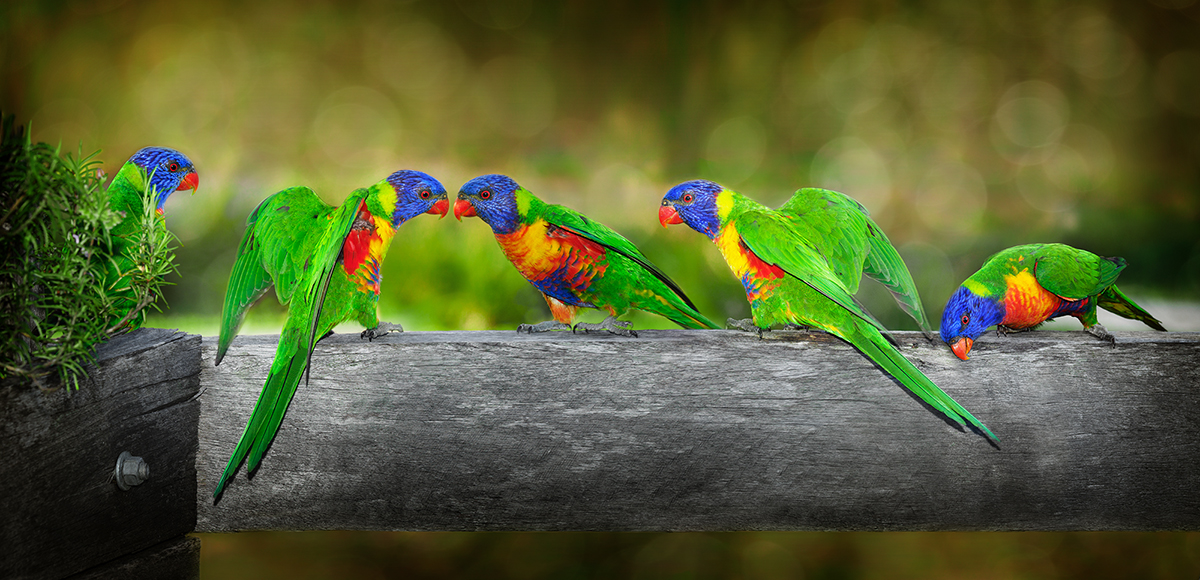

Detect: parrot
[212, 169, 449, 498]
[940, 243, 1166, 360]
[659, 179, 996, 441]
[454, 174, 720, 336]
[743, 186, 933, 338]
[102, 147, 199, 330]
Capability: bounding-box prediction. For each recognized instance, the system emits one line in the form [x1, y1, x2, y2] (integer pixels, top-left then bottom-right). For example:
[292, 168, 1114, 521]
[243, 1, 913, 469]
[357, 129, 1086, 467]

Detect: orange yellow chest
[495, 220, 606, 282]
[1000, 269, 1062, 328]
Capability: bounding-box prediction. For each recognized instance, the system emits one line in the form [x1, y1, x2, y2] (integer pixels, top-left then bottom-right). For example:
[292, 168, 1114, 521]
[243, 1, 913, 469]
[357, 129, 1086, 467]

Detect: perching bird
[940, 243, 1166, 360]
[454, 174, 719, 336]
[102, 147, 199, 329]
[212, 170, 448, 498]
[660, 179, 995, 441]
[756, 186, 932, 338]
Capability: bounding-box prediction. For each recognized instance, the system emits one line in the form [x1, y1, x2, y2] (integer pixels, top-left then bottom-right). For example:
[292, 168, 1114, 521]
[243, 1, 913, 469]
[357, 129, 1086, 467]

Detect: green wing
[1030, 243, 1124, 300]
[734, 208, 892, 339]
[542, 203, 718, 328]
[736, 207, 995, 441]
[216, 187, 335, 365]
[213, 189, 368, 499]
[779, 188, 933, 337]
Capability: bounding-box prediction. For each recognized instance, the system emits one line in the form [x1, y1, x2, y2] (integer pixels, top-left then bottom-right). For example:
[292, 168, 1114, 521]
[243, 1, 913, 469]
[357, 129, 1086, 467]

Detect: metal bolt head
[115, 451, 150, 491]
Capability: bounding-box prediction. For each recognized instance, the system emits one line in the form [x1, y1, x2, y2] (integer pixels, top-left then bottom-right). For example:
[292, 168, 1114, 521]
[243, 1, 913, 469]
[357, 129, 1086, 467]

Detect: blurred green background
[5, 0, 1199, 577]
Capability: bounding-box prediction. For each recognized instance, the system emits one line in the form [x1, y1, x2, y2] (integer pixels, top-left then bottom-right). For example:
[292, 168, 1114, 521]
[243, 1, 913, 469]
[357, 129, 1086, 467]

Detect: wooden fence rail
[5, 327, 1199, 579]
[196, 329, 1200, 533]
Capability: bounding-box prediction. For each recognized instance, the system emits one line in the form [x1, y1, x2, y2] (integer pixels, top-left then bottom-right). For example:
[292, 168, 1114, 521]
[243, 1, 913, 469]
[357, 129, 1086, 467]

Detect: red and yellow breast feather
[714, 223, 784, 301]
[341, 201, 396, 296]
[999, 257, 1062, 329]
[495, 219, 607, 289]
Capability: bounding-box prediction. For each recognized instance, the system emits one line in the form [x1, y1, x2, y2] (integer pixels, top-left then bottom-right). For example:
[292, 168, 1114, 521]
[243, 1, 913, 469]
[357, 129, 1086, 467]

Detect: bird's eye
[167, 161, 181, 172]
[420, 189, 431, 199]
[682, 193, 694, 203]
[480, 189, 492, 200]
[961, 313, 970, 326]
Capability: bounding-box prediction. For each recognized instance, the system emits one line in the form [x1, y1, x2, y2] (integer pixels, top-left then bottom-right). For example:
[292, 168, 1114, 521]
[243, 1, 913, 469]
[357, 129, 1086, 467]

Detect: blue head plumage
[128, 147, 198, 211]
[386, 170, 448, 225]
[660, 180, 724, 239]
[455, 174, 522, 234]
[940, 285, 1005, 360]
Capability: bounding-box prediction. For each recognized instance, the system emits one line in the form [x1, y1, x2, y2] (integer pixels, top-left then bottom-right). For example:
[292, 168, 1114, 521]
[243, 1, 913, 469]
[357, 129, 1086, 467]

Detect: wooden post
[0, 328, 202, 580]
[196, 329, 1200, 532]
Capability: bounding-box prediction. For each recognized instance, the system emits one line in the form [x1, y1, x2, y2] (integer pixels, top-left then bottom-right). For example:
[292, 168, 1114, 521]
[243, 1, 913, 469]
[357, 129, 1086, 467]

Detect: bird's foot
[517, 320, 573, 333]
[726, 317, 766, 338]
[1086, 323, 1116, 346]
[361, 322, 403, 341]
[317, 329, 335, 343]
[995, 325, 1032, 337]
[573, 316, 637, 337]
[780, 323, 809, 332]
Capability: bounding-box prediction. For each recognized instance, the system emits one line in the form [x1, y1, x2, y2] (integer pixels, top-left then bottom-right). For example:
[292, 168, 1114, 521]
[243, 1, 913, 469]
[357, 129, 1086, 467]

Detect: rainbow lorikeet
[102, 147, 199, 329]
[741, 185, 932, 338]
[454, 174, 719, 336]
[940, 243, 1166, 360]
[660, 179, 995, 441]
[212, 170, 448, 498]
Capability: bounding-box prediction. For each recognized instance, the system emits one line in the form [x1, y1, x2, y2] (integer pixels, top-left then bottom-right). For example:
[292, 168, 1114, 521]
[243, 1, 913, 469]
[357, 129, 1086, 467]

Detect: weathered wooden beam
[1, 328, 202, 580]
[196, 329, 1200, 532]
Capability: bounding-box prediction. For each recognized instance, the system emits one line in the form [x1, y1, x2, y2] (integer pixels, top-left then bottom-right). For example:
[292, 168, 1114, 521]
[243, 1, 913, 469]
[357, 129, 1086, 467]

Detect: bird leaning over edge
[455, 173, 720, 336]
[660, 179, 996, 442]
[940, 242, 1166, 360]
[212, 169, 448, 499]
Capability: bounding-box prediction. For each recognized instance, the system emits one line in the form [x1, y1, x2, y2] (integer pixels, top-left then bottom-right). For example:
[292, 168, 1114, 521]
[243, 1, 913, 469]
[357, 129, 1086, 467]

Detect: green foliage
[0, 115, 179, 389]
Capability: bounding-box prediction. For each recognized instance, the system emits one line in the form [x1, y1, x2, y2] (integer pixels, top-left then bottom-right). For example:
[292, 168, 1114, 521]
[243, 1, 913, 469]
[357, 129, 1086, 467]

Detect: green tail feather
[213, 338, 310, 498]
[850, 324, 998, 442]
[645, 293, 721, 329]
[1098, 285, 1167, 332]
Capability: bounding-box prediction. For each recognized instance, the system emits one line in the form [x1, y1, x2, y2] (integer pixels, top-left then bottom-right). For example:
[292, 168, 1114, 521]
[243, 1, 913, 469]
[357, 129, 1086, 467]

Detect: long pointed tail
[636, 288, 721, 329]
[1098, 285, 1167, 332]
[848, 324, 998, 442]
[213, 340, 310, 499]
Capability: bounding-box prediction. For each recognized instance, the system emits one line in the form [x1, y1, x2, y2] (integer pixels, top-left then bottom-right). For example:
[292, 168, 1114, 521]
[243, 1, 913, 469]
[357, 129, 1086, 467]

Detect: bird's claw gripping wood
[360, 322, 402, 341]
[1086, 323, 1117, 346]
[573, 316, 637, 337]
[517, 321, 573, 333]
[726, 317, 766, 337]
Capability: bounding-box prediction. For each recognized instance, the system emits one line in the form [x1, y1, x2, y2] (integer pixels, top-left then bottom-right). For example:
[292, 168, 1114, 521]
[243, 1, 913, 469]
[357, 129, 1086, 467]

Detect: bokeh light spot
[474, 56, 556, 138]
[811, 137, 892, 212]
[365, 20, 467, 102]
[310, 86, 401, 170]
[1153, 51, 1200, 117]
[703, 116, 767, 186]
[914, 159, 988, 236]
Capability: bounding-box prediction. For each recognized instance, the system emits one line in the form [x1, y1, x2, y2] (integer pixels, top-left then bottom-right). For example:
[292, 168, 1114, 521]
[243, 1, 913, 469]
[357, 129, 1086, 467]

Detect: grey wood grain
[1, 328, 202, 580]
[196, 329, 1200, 532]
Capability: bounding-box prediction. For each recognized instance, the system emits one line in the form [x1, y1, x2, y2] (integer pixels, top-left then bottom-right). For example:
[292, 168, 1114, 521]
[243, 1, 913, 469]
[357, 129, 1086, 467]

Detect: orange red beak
[454, 198, 476, 221]
[428, 198, 449, 218]
[177, 171, 199, 192]
[950, 337, 973, 361]
[659, 205, 683, 227]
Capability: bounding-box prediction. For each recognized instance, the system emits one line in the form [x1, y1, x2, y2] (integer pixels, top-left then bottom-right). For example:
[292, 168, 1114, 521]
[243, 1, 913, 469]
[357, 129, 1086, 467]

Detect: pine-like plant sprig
[0, 114, 180, 389]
